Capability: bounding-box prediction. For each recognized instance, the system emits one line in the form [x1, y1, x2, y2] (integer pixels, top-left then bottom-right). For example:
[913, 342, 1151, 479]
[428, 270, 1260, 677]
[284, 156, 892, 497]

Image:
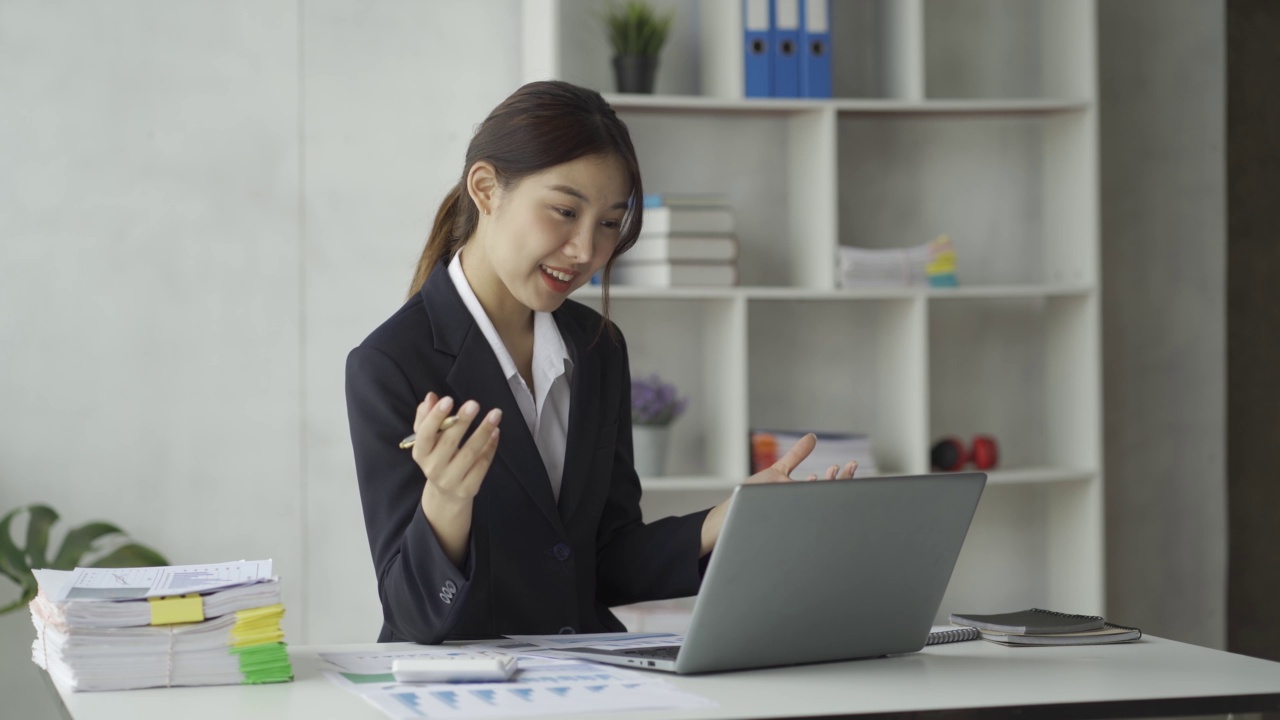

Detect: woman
[345, 80, 856, 644]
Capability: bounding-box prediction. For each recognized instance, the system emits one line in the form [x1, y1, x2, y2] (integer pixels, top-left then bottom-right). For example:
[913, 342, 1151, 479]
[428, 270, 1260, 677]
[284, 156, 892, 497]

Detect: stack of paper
[837, 235, 958, 288]
[30, 560, 293, 691]
[611, 597, 697, 634]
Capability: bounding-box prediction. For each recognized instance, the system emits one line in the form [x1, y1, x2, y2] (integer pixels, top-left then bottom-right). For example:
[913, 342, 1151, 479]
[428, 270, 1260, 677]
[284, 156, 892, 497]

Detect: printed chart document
[53, 560, 274, 602]
[321, 645, 542, 679]
[319, 642, 712, 720]
[503, 632, 685, 651]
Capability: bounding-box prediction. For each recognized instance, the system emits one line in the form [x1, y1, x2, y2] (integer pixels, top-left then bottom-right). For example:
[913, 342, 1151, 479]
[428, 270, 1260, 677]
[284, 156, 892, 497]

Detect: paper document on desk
[503, 631, 685, 651]
[321, 651, 714, 719]
[359, 678, 713, 719]
[53, 559, 273, 602]
[322, 646, 517, 675]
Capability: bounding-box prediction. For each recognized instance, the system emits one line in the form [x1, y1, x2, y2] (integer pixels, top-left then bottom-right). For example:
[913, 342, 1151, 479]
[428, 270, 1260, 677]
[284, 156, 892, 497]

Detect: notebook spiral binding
[1029, 608, 1105, 622]
[926, 626, 980, 645]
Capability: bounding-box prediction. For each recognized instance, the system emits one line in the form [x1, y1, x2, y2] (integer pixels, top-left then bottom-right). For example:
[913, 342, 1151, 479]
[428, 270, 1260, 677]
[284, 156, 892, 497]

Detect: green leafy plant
[602, 0, 675, 58]
[0, 504, 168, 614]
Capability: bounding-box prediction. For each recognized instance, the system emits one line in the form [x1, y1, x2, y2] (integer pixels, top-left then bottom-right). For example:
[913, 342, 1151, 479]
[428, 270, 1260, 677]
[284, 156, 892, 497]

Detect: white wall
[298, 0, 520, 647]
[0, 1, 519, 716]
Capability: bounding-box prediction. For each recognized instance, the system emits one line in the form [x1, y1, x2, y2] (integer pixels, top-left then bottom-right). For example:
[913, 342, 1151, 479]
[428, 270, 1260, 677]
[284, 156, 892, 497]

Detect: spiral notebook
[926, 625, 980, 645]
[977, 623, 1142, 646]
[948, 609, 1106, 635]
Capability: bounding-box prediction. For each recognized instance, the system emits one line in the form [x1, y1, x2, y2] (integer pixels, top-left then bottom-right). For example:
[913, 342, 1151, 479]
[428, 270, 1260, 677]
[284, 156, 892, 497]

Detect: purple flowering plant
[630, 374, 689, 426]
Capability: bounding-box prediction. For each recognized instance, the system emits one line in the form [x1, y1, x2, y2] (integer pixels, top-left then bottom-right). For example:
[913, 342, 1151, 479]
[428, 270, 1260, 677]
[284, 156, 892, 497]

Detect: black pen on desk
[398, 416, 461, 450]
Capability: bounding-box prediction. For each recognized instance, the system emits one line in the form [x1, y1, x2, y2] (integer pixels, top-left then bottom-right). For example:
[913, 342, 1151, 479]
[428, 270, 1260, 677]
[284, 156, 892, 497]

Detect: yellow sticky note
[231, 604, 286, 647]
[148, 593, 205, 625]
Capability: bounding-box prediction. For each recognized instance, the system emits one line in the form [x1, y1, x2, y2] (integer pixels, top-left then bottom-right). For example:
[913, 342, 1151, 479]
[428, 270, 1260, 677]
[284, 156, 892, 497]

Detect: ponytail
[408, 185, 476, 299]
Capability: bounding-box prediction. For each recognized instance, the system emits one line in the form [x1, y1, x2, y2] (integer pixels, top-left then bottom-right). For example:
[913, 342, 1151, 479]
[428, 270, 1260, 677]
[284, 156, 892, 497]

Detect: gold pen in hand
[399, 416, 461, 450]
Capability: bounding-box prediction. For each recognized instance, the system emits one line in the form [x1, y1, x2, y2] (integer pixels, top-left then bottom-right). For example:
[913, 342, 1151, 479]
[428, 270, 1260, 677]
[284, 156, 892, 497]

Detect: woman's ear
[466, 161, 499, 217]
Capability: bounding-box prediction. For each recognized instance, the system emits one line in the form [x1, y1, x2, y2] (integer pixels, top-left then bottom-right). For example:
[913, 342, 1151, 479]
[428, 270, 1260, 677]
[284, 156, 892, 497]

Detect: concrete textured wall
[0, 2, 518, 716]
[1099, 0, 1228, 648]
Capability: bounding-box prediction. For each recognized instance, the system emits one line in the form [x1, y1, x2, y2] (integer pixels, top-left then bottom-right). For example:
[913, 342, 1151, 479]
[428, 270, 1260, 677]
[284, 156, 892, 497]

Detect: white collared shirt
[448, 253, 573, 501]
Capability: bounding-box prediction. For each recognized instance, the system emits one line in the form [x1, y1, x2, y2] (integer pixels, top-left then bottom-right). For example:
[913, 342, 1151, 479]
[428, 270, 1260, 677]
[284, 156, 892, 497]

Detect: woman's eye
[601, 219, 620, 229]
[555, 207, 576, 219]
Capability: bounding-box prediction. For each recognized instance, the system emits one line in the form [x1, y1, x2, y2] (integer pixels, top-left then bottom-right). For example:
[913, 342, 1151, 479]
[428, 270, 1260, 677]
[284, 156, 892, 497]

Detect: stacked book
[615, 193, 739, 287]
[837, 235, 958, 289]
[30, 560, 293, 691]
[750, 429, 879, 478]
[949, 608, 1143, 647]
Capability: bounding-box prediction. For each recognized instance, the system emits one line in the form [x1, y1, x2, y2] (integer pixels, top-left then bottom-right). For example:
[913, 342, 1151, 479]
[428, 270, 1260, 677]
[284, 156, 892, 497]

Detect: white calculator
[391, 656, 519, 683]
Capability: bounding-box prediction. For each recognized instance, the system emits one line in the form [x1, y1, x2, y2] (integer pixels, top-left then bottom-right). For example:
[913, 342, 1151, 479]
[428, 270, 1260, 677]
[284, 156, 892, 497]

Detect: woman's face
[481, 153, 630, 314]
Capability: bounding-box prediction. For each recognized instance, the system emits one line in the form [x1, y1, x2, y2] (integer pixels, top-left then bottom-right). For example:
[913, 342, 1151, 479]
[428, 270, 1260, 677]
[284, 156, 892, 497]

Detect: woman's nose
[565, 226, 592, 261]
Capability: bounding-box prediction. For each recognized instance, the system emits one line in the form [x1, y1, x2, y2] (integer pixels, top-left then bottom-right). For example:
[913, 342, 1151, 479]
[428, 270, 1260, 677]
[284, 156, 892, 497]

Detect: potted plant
[602, 0, 675, 94]
[0, 504, 167, 614]
[630, 373, 688, 477]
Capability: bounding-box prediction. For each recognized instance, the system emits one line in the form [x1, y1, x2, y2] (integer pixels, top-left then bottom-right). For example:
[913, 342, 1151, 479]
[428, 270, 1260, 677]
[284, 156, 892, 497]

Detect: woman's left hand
[700, 433, 857, 556]
[744, 433, 858, 484]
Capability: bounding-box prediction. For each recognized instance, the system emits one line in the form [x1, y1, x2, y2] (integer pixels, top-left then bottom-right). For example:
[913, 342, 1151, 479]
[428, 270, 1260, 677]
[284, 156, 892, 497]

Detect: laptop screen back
[675, 473, 985, 674]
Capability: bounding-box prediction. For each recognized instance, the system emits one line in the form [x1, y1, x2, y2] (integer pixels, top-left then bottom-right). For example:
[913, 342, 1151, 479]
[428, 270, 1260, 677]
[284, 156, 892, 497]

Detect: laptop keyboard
[621, 646, 681, 659]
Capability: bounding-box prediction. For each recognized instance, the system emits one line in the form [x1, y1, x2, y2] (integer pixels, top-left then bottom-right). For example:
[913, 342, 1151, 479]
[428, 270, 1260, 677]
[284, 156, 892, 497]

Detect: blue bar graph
[428, 690, 460, 709]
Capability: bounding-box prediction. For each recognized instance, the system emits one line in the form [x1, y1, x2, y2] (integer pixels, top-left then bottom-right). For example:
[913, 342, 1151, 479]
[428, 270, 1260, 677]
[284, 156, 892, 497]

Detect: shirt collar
[448, 252, 573, 387]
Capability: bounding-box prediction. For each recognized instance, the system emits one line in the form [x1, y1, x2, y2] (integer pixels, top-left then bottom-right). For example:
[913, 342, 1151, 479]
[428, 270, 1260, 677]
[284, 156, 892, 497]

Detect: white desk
[49, 636, 1280, 719]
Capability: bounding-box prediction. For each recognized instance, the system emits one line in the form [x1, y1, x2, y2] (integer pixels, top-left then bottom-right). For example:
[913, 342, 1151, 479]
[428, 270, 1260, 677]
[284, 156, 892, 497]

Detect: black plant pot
[613, 55, 659, 94]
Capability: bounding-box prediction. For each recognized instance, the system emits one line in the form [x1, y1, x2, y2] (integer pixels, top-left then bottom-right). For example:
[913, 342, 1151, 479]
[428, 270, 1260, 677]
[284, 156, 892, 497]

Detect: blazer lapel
[554, 310, 602, 524]
[424, 266, 565, 536]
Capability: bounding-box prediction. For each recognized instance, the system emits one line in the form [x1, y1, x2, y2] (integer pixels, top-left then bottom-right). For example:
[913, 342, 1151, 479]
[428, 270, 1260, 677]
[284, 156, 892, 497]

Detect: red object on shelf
[971, 435, 999, 470]
[931, 435, 999, 471]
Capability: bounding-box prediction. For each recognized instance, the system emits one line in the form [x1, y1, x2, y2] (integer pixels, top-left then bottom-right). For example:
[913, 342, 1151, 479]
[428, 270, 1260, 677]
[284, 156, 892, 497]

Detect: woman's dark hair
[408, 80, 644, 333]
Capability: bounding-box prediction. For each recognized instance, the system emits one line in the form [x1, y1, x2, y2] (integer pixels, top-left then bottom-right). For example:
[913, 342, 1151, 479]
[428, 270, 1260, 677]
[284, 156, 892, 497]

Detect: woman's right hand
[412, 392, 502, 506]
[412, 392, 501, 568]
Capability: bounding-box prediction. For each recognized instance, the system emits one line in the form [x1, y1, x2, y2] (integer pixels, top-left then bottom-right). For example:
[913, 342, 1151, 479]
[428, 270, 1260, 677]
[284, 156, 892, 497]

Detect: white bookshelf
[524, 0, 1102, 620]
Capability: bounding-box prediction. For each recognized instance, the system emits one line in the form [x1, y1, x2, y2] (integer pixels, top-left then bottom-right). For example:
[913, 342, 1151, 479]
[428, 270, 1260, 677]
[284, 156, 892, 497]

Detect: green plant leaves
[0, 508, 33, 591]
[603, 0, 674, 57]
[0, 507, 40, 613]
[52, 522, 124, 570]
[0, 504, 168, 615]
[93, 543, 169, 569]
[23, 505, 58, 570]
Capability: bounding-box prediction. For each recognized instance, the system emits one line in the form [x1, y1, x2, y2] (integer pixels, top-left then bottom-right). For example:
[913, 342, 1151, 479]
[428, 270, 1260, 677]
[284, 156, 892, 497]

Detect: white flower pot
[631, 425, 671, 478]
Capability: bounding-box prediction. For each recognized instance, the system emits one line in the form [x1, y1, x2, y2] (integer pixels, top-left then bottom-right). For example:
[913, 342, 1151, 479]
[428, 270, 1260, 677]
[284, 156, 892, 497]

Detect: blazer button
[553, 543, 571, 561]
[439, 579, 458, 604]
[559, 626, 576, 634]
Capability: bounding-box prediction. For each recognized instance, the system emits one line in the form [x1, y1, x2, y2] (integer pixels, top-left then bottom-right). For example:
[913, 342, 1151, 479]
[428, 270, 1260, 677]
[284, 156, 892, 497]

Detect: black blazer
[345, 262, 711, 643]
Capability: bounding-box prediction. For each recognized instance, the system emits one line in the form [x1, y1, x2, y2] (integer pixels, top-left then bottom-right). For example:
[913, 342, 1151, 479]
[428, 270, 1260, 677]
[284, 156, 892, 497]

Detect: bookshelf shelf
[976, 467, 1096, 486]
[603, 93, 1090, 116]
[926, 284, 1095, 300]
[527, 0, 1102, 619]
[578, 283, 1095, 303]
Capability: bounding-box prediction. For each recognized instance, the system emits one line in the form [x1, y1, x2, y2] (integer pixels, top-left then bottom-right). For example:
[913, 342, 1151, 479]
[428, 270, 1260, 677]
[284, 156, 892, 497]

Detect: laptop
[557, 472, 985, 674]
